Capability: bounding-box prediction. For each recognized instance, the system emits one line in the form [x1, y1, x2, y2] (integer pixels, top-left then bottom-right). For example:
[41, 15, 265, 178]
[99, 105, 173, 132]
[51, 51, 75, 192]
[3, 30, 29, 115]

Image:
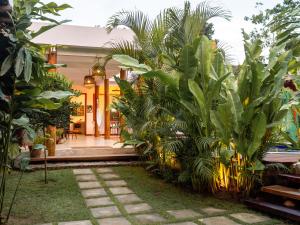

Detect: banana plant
[210, 33, 296, 196]
[0, 1, 71, 223]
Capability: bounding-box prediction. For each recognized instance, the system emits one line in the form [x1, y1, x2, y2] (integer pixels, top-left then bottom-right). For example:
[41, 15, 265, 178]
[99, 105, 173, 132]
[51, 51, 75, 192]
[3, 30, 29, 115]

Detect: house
[31, 23, 135, 139]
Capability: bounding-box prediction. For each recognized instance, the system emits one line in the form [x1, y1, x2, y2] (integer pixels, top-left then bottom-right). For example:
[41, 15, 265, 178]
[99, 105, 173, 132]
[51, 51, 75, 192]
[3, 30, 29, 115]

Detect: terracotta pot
[30, 149, 42, 158]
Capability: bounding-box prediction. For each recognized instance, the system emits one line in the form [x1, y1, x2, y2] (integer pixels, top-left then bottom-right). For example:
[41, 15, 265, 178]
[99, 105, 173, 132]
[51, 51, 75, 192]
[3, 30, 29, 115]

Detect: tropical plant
[111, 0, 300, 198]
[106, 1, 231, 68]
[29, 72, 81, 132]
[0, 1, 71, 223]
[210, 32, 299, 196]
[244, 0, 300, 48]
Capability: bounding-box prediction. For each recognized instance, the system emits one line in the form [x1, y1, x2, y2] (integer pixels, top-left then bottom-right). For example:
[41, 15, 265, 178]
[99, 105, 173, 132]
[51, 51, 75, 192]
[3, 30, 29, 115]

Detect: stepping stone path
[166, 223, 198, 225]
[78, 181, 101, 189]
[134, 213, 167, 224]
[73, 169, 93, 175]
[200, 216, 241, 225]
[167, 209, 202, 219]
[96, 168, 114, 173]
[76, 174, 97, 182]
[110, 187, 133, 195]
[90, 205, 122, 218]
[230, 212, 269, 224]
[85, 196, 114, 207]
[38, 168, 273, 225]
[81, 188, 107, 198]
[201, 207, 226, 215]
[115, 193, 143, 204]
[124, 203, 152, 214]
[98, 217, 131, 225]
[101, 173, 120, 180]
[105, 180, 127, 187]
[58, 221, 92, 225]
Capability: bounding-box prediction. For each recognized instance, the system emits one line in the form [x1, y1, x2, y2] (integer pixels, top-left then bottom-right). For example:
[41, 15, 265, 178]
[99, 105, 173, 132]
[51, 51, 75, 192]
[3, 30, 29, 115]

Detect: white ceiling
[57, 54, 121, 85]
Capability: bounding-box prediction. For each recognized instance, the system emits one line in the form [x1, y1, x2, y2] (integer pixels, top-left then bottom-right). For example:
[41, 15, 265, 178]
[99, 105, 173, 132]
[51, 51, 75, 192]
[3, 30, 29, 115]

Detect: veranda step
[262, 185, 300, 200]
[279, 174, 300, 184]
[245, 199, 300, 222]
[30, 153, 139, 163]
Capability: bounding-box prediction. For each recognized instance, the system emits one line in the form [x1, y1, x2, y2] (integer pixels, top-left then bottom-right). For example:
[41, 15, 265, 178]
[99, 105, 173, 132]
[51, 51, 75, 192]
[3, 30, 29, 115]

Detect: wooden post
[45, 46, 57, 156]
[94, 85, 100, 137]
[104, 78, 110, 139]
[48, 46, 57, 73]
[46, 125, 56, 156]
[119, 69, 127, 141]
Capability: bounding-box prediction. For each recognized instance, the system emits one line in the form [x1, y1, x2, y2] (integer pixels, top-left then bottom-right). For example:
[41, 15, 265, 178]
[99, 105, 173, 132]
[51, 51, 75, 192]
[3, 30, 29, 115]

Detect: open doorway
[70, 93, 87, 135]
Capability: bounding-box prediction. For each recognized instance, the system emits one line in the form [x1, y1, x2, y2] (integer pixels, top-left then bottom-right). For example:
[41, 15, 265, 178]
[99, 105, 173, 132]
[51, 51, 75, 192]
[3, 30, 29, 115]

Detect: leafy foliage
[0, 0, 71, 223]
[111, 1, 300, 197]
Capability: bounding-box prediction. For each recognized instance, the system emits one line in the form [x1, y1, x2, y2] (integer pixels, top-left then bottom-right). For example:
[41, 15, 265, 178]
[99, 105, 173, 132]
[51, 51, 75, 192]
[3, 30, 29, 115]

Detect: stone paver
[167, 209, 202, 219]
[110, 187, 133, 195]
[115, 194, 143, 204]
[166, 222, 198, 225]
[98, 217, 131, 225]
[85, 197, 114, 207]
[200, 216, 241, 225]
[81, 188, 107, 198]
[73, 169, 93, 175]
[96, 168, 114, 173]
[230, 213, 269, 224]
[124, 203, 152, 214]
[78, 181, 101, 189]
[105, 180, 127, 187]
[76, 174, 97, 182]
[101, 173, 120, 180]
[134, 214, 166, 224]
[58, 220, 92, 225]
[201, 207, 226, 215]
[90, 206, 122, 218]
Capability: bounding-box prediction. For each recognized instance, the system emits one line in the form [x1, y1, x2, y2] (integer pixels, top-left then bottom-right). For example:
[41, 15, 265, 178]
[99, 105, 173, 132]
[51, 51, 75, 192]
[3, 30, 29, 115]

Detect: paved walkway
[38, 168, 272, 225]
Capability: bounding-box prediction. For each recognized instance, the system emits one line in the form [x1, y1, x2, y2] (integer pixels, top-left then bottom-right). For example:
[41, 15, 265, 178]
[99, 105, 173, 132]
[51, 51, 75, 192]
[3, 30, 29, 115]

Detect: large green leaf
[142, 70, 179, 89]
[37, 90, 74, 99]
[24, 48, 32, 82]
[0, 54, 14, 76]
[188, 79, 207, 123]
[15, 48, 25, 77]
[113, 54, 151, 74]
[247, 112, 267, 158]
[12, 115, 29, 127]
[196, 36, 212, 85]
[179, 44, 198, 79]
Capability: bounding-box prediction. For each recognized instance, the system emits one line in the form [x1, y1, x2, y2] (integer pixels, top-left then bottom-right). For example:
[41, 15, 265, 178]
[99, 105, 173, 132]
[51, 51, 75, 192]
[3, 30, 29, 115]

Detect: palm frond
[106, 10, 151, 44]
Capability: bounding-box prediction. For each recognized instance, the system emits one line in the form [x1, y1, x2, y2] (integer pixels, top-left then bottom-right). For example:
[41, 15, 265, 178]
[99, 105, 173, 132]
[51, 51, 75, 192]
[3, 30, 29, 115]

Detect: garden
[0, 0, 300, 225]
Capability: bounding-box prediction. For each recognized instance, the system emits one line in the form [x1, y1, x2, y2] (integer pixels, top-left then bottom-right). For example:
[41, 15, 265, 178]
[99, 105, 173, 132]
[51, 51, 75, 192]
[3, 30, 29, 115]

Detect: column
[94, 85, 100, 137]
[46, 46, 57, 156]
[119, 69, 127, 141]
[104, 77, 110, 139]
[48, 46, 57, 73]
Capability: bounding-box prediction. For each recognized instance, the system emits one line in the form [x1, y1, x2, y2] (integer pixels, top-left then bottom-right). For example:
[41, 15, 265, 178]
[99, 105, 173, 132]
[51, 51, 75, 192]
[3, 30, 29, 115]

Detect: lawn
[3, 166, 295, 225]
[4, 169, 92, 225]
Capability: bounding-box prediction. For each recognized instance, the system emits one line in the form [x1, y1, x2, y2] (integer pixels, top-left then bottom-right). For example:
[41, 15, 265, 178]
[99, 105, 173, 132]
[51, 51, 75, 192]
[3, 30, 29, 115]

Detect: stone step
[279, 174, 300, 184]
[31, 153, 139, 163]
[245, 198, 300, 222]
[261, 185, 300, 201]
[30, 161, 143, 170]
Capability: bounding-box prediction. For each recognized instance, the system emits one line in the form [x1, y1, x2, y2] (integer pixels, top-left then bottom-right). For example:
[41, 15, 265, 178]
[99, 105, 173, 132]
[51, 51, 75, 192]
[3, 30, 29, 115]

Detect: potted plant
[56, 128, 64, 144]
[30, 135, 46, 158]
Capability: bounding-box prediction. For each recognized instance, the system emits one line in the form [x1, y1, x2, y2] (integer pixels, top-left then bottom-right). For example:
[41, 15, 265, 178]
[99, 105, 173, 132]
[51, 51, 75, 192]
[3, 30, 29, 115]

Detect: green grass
[112, 166, 294, 225]
[3, 169, 92, 225]
[2, 166, 296, 225]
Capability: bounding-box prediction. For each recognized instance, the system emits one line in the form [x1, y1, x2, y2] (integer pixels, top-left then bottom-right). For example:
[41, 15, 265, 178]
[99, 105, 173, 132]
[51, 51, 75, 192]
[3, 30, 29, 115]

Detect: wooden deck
[30, 145, 138, 163]
[264, 152, 300, 164]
